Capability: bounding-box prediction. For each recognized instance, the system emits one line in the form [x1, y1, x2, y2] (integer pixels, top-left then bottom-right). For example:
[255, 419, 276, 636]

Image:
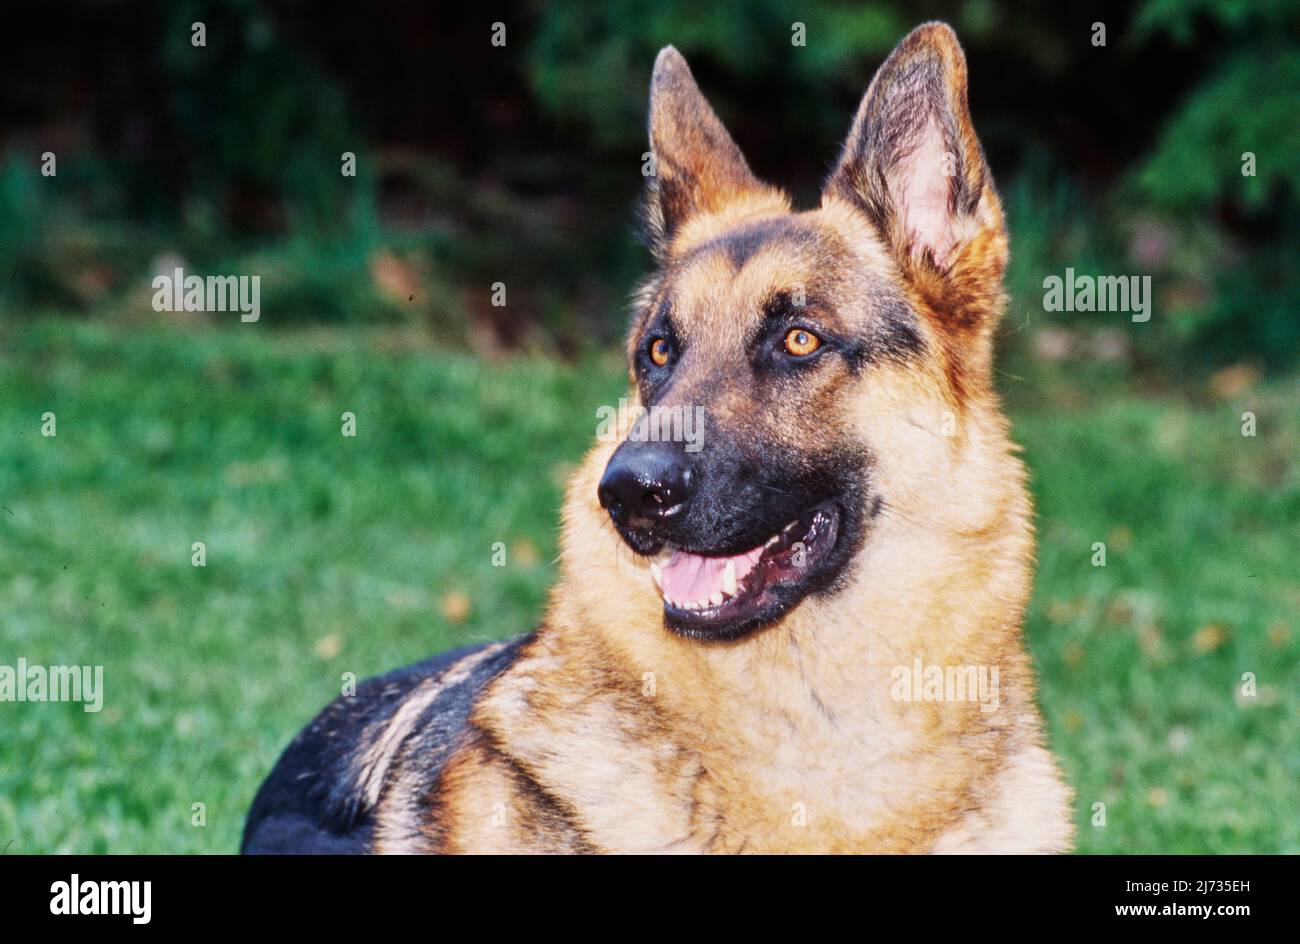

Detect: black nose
[598, 443, 695, 526]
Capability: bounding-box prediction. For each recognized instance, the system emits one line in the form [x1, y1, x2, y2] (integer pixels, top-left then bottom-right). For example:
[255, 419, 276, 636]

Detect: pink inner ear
[892, 115, 960, 270]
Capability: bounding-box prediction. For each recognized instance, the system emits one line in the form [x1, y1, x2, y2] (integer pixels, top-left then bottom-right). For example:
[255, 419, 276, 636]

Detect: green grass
[1, 319, 1296, 853]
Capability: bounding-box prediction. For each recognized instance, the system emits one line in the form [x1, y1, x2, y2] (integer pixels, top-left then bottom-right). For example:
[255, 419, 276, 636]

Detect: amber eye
[648, 336, 672, 367]
[783, 328, 821, 357]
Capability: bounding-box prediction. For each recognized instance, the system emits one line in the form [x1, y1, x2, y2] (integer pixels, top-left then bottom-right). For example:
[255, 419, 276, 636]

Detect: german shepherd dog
[243, 22, 1074, 854]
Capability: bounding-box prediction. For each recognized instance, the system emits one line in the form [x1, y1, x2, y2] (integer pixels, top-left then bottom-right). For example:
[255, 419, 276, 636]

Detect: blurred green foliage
[1, 0, 1297, 367]
[527, 0, 908, 147]
[1128, 0, 1300, 366]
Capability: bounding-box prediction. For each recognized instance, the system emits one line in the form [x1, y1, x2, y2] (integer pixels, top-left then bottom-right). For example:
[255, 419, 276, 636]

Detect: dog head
[583, 23, 1015, 642]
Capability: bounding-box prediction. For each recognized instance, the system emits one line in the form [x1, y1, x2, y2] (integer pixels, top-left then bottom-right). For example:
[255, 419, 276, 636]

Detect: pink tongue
[660, 546, 764, 603]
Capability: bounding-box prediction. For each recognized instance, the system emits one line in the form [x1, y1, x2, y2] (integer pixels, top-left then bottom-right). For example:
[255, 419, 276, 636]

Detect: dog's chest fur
[391, 622, 1072, 854]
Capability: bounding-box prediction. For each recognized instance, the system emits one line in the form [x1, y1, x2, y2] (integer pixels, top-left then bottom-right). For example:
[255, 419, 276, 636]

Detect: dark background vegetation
[0, 1, 1296, 853]
[2, 0, 1297, 365]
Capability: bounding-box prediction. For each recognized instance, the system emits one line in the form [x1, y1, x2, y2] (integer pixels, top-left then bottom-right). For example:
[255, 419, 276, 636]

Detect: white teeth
[664, 591, 731, 611]
[650, 561, 662, 589]
[722, 560, 737, 595]
[671, 598, 706, 611]
[765, 534, 780, 549]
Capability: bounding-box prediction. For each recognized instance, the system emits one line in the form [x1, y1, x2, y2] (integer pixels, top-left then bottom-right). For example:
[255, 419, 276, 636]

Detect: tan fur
[429, 23, 1074, 853]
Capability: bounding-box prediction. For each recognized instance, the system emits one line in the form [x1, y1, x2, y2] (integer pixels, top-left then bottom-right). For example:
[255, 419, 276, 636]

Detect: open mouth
[647, 502, 842, 640]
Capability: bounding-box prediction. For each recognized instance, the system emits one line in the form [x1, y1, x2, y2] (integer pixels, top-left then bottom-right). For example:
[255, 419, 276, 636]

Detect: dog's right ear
[643, 47, 783, 260]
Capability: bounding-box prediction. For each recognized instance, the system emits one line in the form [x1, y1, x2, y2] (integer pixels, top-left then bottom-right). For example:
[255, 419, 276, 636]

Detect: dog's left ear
[823, 22, 1005, 331]
[644, 47, 785, 260]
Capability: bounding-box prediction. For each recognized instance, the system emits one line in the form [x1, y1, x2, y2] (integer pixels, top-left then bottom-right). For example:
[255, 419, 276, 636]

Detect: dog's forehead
[660, 211, 904, 344]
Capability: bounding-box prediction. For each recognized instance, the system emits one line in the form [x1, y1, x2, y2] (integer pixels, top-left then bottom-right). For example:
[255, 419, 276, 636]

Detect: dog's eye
[783, 328, 821, 357]
[648, 336, 673, 367]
